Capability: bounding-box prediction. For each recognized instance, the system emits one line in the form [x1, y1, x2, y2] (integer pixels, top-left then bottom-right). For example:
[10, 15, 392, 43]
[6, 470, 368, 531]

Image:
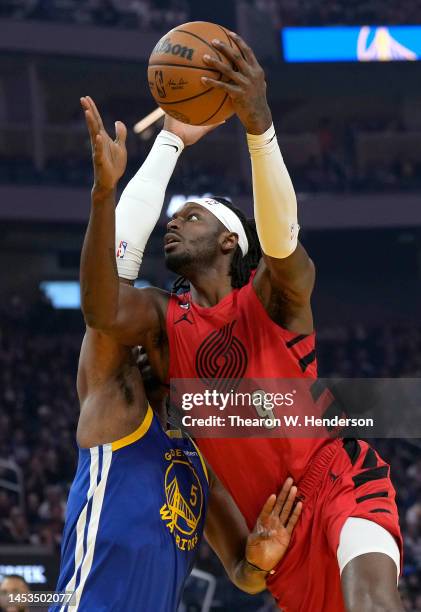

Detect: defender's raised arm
[80, 96, 127, 329]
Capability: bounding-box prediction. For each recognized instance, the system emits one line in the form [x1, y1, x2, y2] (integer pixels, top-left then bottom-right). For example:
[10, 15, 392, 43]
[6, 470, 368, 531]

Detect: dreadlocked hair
[172, 197, 262, 294]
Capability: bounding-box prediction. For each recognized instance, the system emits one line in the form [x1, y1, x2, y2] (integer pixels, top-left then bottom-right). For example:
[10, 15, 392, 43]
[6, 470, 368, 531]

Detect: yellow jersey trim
[111, 406, 153, 451]
[189, 438, 209, 484]
[166, 429, 183, 439]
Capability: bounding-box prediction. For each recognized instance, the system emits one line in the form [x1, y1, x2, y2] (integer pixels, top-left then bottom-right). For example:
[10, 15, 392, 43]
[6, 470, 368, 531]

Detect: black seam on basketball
[198, 92, 229, 125]
[223, 27, 247, 59]
[174, 29, 223, 61]
[149, 63, 221, 74]
[216, 24, 232, 46]
[156, 86, 219, 105]
[369, 508, 391, 514]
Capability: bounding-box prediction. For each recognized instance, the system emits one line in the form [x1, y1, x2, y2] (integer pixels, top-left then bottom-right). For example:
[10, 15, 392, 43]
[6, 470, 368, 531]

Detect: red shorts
[267, 439, 403, 612]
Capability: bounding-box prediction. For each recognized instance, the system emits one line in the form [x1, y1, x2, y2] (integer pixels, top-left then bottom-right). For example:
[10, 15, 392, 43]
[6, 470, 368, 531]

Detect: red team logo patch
[116, 240, 127, 258]
[195, 321, 248, 380]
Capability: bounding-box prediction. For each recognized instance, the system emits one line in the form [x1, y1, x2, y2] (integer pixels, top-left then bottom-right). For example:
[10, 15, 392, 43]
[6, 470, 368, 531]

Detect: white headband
[187, 198, 249, 257]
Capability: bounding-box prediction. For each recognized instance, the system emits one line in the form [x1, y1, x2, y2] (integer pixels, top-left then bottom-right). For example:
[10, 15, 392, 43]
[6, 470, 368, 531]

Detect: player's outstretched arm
[202, 35, 315, 333]
[79, 96, 164, 346]
[115, 112, 223, 283]
[205, 473, 301, 594]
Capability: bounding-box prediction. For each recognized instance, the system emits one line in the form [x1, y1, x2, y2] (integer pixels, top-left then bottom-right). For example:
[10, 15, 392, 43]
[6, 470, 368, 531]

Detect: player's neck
[189, 269, 233, 307]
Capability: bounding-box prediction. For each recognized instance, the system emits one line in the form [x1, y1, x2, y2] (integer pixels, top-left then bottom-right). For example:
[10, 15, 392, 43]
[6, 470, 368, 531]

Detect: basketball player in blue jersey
[49, 98, 302, 612]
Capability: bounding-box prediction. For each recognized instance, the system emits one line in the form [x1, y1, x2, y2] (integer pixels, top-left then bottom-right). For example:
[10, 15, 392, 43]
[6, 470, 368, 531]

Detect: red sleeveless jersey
[166, 276, 326, 529]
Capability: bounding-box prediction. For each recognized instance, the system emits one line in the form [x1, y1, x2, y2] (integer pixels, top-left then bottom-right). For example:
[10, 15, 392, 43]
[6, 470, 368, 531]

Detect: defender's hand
[163, 113, 223, 146]
[81, 96, 127, 191]
[201, 33, 272, 135]
[246, 478, 302, 573]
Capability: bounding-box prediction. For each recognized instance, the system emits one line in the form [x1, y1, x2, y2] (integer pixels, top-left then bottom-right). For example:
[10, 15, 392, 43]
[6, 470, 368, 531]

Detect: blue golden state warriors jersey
[51, 407, 209, 612]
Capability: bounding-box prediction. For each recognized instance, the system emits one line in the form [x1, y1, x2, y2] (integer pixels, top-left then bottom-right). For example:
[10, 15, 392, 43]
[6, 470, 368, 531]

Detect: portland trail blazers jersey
[166, 274, 322, 530]
[51, 408, 208, 612]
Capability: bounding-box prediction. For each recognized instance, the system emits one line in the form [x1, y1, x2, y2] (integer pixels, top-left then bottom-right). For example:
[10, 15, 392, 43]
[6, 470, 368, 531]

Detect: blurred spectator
[0, 0, 191, 30]
[250, 0, 421, 27]
[2, 117, 421, 193]
[0, 574, 30, 612]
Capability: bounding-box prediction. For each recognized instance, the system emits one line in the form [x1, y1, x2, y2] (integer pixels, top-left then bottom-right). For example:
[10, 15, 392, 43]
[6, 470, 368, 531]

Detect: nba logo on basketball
[116, 240, 127, 258]
[155, 70, 166, 98]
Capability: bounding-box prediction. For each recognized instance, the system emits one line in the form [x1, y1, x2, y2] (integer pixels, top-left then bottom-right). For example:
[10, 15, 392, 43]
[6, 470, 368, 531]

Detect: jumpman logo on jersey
[175, 312, 193, 325]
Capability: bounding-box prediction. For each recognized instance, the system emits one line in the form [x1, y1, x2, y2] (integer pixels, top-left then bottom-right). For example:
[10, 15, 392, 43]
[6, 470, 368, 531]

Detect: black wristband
[245, 558, 275, 575]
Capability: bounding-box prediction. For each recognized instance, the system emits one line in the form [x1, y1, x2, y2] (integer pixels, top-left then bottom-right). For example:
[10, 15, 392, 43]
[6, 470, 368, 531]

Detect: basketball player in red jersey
[80, 30, 403, 611]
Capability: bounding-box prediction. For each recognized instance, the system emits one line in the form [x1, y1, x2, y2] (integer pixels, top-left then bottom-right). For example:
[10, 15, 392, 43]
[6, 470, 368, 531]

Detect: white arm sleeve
[247, 124, 299, 259]
[115, 129, 184, 280]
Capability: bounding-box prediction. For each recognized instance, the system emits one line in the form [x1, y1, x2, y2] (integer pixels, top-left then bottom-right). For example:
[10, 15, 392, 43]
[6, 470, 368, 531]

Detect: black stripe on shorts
[286, 334, 308, 348]
[353, 466, 389, 489]
[356, 491, 388, 504]
[343, 439, 361, 466]
[299, 350, 316, 373]
[362, 447, 378, 469]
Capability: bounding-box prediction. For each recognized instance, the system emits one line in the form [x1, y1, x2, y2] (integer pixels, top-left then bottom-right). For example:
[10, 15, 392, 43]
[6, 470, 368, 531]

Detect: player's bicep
[205, 469, 248, 576]
[255, 242, 316, 306]
[77, 327, 131, 402]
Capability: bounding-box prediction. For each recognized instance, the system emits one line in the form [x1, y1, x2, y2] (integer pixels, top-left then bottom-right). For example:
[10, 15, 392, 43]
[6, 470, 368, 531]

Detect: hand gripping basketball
[201, 32, 272, 135]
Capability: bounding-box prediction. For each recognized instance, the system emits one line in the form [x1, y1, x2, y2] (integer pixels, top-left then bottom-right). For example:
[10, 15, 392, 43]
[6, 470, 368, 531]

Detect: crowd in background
[1, 117, 421, 194]
[251, 0, 421, 28]
[0, 293, 420, 610]
[0, 0, 190, 30]
[4, 0, 421, 29]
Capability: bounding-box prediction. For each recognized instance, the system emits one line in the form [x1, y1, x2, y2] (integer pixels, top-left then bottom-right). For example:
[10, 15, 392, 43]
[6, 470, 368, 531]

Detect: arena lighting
[40, 281, 80, 309]
[281, 25, 421, 62]
[40, 280, 151, 308]
[0, 565, 47, 584]
[166, 194, 232, 218]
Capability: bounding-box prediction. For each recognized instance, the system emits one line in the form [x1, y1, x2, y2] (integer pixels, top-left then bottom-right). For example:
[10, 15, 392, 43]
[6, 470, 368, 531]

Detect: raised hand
[81, 96, 127, 191]
[163, 113, 224, 146]
[201, 32, 272, 135]
[246, 478, 302, 573]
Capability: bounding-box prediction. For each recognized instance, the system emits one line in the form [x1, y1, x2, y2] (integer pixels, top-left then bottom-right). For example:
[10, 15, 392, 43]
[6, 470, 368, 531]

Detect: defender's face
[164, 203, 222, 275]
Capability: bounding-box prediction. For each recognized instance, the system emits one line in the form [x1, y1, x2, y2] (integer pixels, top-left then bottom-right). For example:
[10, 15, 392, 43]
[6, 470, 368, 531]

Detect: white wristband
[115, 130, 184, 280]
[247, 123, 299, 259]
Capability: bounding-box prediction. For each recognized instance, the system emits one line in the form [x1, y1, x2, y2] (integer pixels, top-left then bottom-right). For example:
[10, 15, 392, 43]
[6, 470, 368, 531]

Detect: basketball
[148, 21, 240, 126]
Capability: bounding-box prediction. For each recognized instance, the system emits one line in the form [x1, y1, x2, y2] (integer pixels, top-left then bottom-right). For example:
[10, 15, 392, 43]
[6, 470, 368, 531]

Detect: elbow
[83, 311, 114, 334]
[81, 308, 115, 332]
[80, 290, 116, 331]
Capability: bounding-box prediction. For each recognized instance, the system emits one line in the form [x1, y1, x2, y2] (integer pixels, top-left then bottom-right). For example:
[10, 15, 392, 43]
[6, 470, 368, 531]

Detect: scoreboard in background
[0, 548, 59, 591]
[281, 26, 421, 63]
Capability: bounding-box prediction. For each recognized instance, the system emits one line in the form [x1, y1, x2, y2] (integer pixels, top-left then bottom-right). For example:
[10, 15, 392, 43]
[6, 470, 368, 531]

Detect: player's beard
[165, 237, 219, 278]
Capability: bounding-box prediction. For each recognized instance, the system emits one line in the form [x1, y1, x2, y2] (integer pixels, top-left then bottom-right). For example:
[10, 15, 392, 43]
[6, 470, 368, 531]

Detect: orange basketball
[148, 21, 240, 126]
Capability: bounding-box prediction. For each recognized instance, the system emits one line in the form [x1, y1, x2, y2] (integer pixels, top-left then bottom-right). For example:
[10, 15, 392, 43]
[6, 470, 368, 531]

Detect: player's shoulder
[120, 283, 171, 313]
